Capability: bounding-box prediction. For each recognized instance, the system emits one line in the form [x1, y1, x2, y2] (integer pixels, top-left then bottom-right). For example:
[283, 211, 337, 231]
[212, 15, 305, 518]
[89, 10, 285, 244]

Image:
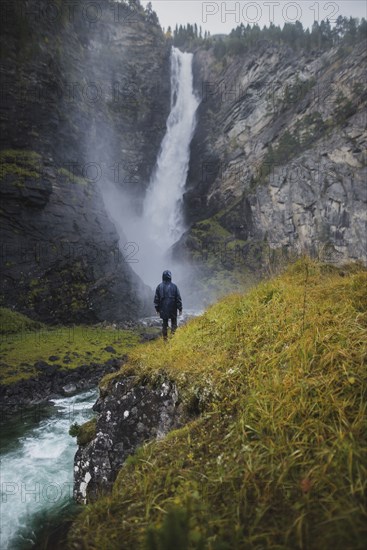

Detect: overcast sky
[141, 0, 367, 35]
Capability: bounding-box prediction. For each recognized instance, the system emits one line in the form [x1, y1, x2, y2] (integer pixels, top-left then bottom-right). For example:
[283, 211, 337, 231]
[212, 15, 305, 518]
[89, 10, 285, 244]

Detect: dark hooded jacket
[154, 271, 182, 319]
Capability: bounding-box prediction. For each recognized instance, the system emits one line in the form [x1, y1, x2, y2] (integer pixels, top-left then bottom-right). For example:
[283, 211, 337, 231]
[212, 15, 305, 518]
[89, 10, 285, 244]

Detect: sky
[141, 0, 367, 35]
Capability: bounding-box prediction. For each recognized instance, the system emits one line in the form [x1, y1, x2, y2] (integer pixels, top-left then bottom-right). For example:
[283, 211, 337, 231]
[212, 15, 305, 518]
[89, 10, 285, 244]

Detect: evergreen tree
[320, 19, 332, 48]
[311, 21, 321, 49]
[357, 17, 367, 40]
[345, 17, 358, 44]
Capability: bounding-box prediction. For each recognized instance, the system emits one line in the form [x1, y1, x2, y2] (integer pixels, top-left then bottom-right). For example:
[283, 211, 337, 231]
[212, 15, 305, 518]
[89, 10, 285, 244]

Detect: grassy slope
[69, 260, 367, 550]
[0, 306, 44, 334]
[0, 309, 143, 385]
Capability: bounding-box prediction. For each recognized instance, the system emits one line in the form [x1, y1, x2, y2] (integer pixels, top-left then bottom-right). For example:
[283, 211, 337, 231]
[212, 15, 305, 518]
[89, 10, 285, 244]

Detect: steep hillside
[68, 260, 367, 549]
[0, 0, 170, 322]
[180, 37, 366, 284]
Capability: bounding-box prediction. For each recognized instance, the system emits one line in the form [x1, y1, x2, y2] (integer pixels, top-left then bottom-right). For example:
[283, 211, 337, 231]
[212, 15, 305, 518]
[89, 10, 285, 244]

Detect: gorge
[0, 1, 366, 548]
[1, 1, 365, 320]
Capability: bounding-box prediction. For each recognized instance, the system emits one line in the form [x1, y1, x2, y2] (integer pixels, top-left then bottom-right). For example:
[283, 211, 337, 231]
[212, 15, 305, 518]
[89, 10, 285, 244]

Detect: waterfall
[143, 47, 200, 248]
[101, 46, 199, 288]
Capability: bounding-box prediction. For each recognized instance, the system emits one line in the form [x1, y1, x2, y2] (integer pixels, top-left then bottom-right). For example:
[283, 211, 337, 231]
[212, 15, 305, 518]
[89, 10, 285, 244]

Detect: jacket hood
[162, 270, 172, 281]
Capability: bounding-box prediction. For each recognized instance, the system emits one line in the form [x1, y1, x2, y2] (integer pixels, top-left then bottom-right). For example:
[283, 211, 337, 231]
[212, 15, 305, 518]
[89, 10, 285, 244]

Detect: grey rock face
[185, 41, 367, 266]
[0, 0, 170, 322]
[0, 156, 153, 322]
[74, 376, 185, 503]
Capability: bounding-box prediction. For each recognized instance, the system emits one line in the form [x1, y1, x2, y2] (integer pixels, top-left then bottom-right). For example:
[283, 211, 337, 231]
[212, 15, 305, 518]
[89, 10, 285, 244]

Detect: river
[0, 389, 98, 549]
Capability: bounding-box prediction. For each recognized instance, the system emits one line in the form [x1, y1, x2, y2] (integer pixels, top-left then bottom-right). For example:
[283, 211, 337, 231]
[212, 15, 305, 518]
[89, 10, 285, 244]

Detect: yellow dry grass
[69, 259, 367, 550]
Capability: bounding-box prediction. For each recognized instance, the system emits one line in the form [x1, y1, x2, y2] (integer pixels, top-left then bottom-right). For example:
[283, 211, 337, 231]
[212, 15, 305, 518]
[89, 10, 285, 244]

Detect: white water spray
[143, 47, 199, 248]
[101, 47, 199, 288]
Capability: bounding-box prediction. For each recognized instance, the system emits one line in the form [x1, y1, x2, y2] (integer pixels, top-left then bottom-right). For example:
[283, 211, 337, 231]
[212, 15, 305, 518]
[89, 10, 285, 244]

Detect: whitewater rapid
[0, 389, 98, 549]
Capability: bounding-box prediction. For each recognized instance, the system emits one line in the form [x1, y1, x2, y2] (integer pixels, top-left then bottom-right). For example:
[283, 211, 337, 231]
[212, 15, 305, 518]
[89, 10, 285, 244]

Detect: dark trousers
[162, 316, 177, 339]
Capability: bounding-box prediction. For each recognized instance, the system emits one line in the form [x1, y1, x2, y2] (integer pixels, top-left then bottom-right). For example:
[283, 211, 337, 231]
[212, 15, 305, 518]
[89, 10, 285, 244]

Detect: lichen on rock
[73, 375, 185, 503]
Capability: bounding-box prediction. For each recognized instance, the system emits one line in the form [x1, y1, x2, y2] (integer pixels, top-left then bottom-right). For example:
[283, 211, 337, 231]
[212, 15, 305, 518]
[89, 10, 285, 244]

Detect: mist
[100, 47, 200, 294]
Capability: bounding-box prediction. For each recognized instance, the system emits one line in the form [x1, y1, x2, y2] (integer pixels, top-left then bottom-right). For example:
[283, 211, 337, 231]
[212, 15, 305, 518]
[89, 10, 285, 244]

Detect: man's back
[154, 270, 183, 339]
[154, 280, 182, 319]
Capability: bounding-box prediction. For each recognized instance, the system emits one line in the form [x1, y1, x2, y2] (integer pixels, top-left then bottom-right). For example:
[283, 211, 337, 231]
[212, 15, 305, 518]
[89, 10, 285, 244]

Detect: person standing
[154, 270, 183, 339]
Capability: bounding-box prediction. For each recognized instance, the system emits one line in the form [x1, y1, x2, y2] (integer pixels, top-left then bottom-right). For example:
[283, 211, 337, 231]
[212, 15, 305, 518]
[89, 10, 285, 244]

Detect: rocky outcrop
[182, 41, 367, 268]
[74, 375, 185, 503]
[0, 0, 170, 322]
[0, 153, 153, 322]
[0, 357, 124, 411]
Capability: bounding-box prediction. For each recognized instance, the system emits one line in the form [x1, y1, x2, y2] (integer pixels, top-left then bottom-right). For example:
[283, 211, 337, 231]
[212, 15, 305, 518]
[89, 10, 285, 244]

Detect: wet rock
[63, 383, 77, 396]
[35, 362, 58, 376]
[34, 360, 49, 370]
[48, 355, 60, 362]
[0, 0, 169, 324]
[74, 377, 187, 504]
[104, 346, 116, 354]
[0, 358, 125, 410]
[183, 41, 367, 271]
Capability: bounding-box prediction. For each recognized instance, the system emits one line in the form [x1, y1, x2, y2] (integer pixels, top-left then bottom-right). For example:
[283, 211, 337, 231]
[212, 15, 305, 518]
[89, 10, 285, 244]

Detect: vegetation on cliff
[170, 15, 366, 55]
[68, 259, 367, 549]
[0, 149, 42, 188]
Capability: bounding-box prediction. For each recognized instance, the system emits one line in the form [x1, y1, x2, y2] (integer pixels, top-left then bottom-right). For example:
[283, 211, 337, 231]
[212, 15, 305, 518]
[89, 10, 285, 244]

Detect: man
[154, 270, 183, 339]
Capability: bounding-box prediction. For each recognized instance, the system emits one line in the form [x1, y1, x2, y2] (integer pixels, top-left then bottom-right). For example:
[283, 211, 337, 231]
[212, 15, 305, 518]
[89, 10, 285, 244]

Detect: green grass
[0, 323, 141, 385]
[0, 307, 43, 334]
[68, 259, 367, 549]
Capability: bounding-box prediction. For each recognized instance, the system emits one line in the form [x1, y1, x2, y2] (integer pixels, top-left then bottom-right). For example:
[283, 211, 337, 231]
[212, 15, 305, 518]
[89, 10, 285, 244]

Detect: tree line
[164, 16, 366, 57]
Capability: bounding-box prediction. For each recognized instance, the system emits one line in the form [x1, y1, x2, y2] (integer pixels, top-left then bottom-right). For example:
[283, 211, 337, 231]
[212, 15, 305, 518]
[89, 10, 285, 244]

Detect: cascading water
[143, 47, 199, 248]
[101, 46, 199, 287]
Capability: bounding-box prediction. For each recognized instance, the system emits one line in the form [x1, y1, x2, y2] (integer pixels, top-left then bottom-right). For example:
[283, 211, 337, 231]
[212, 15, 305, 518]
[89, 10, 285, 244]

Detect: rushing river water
[0, 389, 98, 549]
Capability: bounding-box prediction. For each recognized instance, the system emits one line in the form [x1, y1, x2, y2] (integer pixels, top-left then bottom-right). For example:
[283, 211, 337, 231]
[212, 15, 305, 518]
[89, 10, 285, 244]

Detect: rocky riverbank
[0, 307, 163, 412]
[0, 357, 124, 411]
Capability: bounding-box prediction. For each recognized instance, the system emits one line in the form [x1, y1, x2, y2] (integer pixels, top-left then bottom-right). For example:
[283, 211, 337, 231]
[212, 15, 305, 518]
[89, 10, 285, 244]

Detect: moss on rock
[72, 418, 97, 447]
[0, 149, 42, 187]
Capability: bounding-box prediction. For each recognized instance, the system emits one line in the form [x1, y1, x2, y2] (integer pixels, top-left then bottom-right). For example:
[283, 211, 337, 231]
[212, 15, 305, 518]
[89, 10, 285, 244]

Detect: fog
[100, 47, 200, 293]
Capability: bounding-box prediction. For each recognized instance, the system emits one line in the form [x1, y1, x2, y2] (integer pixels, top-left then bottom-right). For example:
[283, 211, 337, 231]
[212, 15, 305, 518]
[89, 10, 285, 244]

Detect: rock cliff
[181, 40, 366, 275]
[0, 0, 170, 323]
[74, 374, 185, 503]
